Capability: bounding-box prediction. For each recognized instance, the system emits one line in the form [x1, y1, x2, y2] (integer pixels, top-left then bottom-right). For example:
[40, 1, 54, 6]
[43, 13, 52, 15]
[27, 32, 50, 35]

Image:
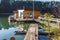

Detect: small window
[29, 12, 32, 15]
[29, 12, 33, 18]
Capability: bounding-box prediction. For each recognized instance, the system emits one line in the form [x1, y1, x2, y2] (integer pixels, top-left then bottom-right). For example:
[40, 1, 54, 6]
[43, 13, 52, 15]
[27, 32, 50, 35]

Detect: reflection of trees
[0, 23, 3, 29]
[22, 23, 28, 30]
[13, 22, 29, 30]
[20, 22, 29, 30]
[0, 17, 9, 29]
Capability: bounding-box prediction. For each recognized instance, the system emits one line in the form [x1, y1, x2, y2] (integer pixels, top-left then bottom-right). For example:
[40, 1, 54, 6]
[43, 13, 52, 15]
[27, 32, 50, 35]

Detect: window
[29, 12, 33, 17]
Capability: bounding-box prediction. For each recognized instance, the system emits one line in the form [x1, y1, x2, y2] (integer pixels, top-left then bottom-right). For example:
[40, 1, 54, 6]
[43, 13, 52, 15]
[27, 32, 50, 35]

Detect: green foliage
[39, 23, 59, 32]
[53, 35, 60, 40]
[39, 13, 60, 33]
[44, 26, 58, 32]
[18, 22, 29, 30]
[44, 13, 54, 20]
[23, 23, 29, 30]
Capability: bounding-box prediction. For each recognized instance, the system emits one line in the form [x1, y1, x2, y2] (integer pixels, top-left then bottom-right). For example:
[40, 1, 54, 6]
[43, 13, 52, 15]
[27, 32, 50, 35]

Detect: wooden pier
[24, 24, 38, 40]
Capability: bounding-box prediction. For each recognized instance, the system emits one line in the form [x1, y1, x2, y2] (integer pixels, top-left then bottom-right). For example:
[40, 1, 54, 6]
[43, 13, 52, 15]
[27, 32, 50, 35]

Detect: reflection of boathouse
[13, 9, 41, 21]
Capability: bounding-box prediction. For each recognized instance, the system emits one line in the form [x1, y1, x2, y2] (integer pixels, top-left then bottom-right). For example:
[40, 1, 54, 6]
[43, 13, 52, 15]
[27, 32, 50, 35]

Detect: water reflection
[0, 17, 9, 29]
[38, 35, 49, 40]
[0, 27, 25, 40]
[0, 17, 54, 40]
[38, 26, 53, 40]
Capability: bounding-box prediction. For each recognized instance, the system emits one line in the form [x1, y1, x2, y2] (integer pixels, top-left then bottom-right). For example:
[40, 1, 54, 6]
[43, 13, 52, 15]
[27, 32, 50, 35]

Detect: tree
[43, 13, 54, 30]
[43, 13, 54, 40]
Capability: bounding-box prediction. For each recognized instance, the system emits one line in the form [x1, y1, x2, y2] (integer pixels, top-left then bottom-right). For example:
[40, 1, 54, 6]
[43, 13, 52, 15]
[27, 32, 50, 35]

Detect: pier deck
[24, 24, 38, 40]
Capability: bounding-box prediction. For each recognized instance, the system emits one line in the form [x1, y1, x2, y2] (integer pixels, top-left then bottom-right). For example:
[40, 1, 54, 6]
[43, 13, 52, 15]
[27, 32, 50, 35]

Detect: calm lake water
[0, 17, 25, 40]
[0, 17, 50, 40]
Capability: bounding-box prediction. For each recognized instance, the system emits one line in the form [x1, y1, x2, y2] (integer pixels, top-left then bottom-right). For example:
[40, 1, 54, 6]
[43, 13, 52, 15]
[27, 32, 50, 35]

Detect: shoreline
[0, 13, 13, 17]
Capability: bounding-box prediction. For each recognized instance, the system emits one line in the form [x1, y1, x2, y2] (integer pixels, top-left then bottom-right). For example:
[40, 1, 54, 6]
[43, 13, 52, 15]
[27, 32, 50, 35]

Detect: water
[0, 17, 9, 29]
[0, 17, 25, 40]
[38, 27, 50, 40]
[0, 16, 50, 40]
[38, 35, 49, 40]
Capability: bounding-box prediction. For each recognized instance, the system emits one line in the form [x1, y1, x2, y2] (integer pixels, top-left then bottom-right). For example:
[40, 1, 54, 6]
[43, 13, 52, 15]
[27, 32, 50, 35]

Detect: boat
[38, 31, 54, 35]
[15, 30, 27, 35]
[8, 15, 16, 22]
[38, 27, 54, 35]
[15, 30, 54, 35]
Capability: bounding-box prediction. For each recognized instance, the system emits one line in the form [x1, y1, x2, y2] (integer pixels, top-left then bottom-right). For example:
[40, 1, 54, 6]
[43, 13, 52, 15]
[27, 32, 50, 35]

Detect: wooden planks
[24, 24, 38, 40]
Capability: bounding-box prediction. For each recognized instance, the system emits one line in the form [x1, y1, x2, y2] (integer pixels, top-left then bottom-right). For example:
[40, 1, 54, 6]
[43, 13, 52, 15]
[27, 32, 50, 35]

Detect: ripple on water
[38, 35, 49, 40]
[0, 27, 25, 40]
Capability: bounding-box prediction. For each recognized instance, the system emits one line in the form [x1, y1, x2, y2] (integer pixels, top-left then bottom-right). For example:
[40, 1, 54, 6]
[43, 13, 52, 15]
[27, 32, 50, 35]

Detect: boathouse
[13, 9, 41, 21]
